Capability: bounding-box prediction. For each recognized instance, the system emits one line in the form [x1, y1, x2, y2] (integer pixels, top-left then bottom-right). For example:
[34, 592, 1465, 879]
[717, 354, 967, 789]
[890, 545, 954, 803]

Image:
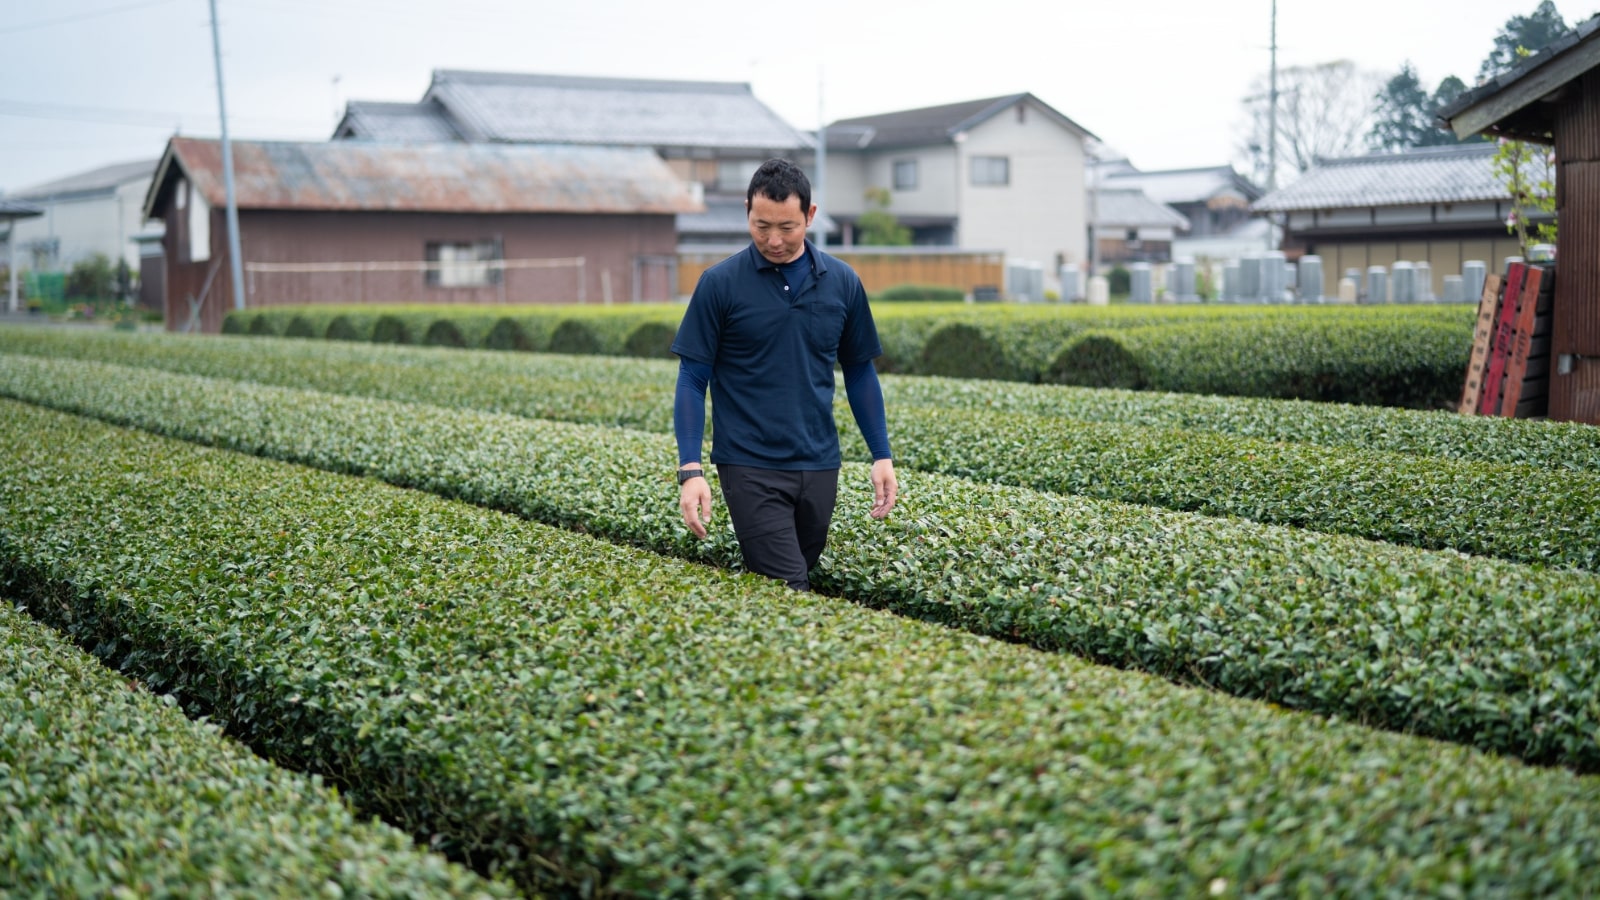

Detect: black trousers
[716, 464, 839, 591]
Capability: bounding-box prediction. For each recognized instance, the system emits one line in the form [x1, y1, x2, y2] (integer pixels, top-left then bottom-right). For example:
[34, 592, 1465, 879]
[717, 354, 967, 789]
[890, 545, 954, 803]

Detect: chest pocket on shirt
[806, 296, 848, 355]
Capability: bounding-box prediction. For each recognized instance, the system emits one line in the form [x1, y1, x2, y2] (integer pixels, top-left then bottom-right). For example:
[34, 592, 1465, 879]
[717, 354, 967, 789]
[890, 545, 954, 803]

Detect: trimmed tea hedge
[873, 402, 1600, 572]
[7, 356, 1600, 772]
[0, 603, 508, 897]
[5, 336, 1597, 572]
[1048, 315, 1472, 407]
[9, 326, 1590, 475]
[878, 373, 1600, 473]
[4, 400, 1600, 896]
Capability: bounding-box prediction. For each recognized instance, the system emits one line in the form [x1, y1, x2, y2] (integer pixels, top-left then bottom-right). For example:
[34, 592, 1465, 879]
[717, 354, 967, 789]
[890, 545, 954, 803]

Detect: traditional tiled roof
[416, 70, 813, 152]
[144, 138, 703, 219]
[10, 158, 158, 201]
[823, 93, 1094, 151]
[334, 100, 463, 143]
[1091, 188, 1190, 229]
[1251, 143, 1502, 212]
[1101, 165, 1261, 206]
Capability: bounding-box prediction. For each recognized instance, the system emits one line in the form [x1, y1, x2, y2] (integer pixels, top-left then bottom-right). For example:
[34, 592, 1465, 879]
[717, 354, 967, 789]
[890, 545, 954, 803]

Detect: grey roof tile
[10, 158, 158, 200]
[422, 70, 813, 152]
[1102, 165, 1261, 205]
[824, 93, 1093, 150]
[336, 100, 463, 143]
[1251, 143, 1503, 212]
[1092, 188, 1190, 229]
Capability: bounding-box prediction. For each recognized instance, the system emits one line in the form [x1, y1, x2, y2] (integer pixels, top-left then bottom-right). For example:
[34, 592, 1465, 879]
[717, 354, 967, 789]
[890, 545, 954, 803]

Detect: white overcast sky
[1, 0, 1592, 194]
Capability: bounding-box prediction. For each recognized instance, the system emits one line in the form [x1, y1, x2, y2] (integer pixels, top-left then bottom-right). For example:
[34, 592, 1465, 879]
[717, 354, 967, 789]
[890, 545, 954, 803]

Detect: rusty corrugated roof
[154, 138, 703, 216]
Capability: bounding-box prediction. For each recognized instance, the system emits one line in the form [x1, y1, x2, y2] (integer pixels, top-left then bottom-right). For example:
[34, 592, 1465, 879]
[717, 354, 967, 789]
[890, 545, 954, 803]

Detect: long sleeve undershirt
[842, 360, 892, 461]
[674, 358, 712, 467]
[673, 358, 892, 466]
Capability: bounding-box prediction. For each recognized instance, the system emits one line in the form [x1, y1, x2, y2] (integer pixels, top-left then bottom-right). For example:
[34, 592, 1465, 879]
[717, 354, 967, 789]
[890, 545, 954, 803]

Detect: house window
[717, 159, 762, 192]
[970, 156, 1009, 186]
[425, 239, 502, 287]
[893, 159, 918, 190]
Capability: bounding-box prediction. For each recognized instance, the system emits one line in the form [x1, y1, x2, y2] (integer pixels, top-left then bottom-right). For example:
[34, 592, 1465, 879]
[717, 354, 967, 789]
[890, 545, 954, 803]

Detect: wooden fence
[677, 246, 1005, 298]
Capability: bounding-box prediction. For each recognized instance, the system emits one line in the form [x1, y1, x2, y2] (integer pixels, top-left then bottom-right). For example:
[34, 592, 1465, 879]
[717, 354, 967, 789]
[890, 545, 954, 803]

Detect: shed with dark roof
[1438, 14, 1600, 423]
[143, 136, 702, 333]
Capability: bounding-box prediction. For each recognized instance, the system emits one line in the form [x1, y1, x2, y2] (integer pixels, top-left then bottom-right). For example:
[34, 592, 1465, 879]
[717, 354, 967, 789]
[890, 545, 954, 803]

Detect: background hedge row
[5, 399, 1600, 896]
[1049, 315, 1473, 407]
[221, 302, 1473, 404]
[0, 602, 506, 897]
[6, 355, 1598, 773]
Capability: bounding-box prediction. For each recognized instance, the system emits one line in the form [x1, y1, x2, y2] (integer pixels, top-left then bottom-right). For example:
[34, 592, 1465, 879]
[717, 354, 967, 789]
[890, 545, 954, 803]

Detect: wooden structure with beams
[1439, 14, 1600, 424]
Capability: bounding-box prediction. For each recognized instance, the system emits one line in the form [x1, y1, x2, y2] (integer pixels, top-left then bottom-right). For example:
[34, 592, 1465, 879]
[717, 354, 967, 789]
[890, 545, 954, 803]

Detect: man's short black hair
[747, 158, 812, 214]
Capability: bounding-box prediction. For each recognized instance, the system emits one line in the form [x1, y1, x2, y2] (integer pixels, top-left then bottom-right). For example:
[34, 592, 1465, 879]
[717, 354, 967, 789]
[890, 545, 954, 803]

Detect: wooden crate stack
[1459, 262, 1555, 418]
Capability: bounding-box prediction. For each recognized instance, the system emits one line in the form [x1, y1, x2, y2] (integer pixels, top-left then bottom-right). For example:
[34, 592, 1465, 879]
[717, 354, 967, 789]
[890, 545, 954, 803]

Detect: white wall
[958, 98, 1088, 288]
[2, 175, 155, 273]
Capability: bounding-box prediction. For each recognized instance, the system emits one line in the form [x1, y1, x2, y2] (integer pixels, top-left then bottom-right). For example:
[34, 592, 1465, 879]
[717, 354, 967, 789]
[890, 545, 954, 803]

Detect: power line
[0, 0, 182, 35]
[0, 98, 327, 131]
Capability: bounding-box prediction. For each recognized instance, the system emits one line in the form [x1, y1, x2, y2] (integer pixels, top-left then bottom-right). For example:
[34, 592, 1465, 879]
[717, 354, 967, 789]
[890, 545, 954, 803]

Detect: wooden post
[1459, 273, 1504, 415]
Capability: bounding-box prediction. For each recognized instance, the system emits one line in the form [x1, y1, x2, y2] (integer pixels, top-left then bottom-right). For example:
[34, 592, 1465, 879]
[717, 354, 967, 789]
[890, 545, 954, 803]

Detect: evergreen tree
[1367, 63, 1433, 151]
[1478, 1, 1569, 81]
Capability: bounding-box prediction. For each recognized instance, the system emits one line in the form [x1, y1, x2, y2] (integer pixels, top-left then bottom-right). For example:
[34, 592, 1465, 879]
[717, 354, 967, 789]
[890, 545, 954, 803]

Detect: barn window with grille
[893, 159, 918, 190]
[970, 156, 1009, 187]
[425, 239, 502, 287]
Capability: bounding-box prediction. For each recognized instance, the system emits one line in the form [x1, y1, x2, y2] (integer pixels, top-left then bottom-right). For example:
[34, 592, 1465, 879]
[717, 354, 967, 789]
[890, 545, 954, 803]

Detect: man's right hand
[679, 469, 712, 539]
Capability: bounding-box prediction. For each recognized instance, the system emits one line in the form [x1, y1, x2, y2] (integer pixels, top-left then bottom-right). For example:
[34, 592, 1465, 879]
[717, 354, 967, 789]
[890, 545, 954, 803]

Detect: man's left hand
[869, 458, 898, 519]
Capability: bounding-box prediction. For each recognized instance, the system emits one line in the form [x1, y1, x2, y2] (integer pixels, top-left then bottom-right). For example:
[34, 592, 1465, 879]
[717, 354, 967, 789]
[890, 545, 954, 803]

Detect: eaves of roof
[0, 199, 45, 220]
[1436, 14, 1600, 142]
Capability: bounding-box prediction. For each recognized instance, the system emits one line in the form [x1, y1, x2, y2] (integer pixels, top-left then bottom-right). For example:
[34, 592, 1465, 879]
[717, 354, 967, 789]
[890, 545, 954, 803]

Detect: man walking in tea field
[672, 158, 897, 591]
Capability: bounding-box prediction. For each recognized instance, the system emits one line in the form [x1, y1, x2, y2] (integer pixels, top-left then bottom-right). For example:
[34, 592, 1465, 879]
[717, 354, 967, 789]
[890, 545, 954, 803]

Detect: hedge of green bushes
[873, 402, 1600, 571]
[5, 400, 1600, 896]
[224, 302, 685, 358]
[6, 331, 1597, 569]
[14, 324, 1568, 473]
[878, 373, 1600, 473]
[0, 602, 507, 897]
[6, 355, 1599, 774]
[1049, 315, 1473, 407]
[872, 283, 965, 301]
[220, 302, 1474, 404]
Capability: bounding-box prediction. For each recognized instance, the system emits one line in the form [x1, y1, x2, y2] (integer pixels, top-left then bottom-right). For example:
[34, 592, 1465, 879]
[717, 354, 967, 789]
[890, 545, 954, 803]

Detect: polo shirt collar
[747, 239, 829, 275]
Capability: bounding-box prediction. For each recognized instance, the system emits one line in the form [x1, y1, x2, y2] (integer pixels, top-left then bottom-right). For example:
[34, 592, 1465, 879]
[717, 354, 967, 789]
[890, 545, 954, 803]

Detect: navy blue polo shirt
[671, 241, 882, 470]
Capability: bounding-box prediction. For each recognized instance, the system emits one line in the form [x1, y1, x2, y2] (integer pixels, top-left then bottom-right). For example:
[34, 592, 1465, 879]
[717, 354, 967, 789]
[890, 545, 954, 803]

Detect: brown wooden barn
[1439, 14, 1600, 424]
[142, 137, 702, 333]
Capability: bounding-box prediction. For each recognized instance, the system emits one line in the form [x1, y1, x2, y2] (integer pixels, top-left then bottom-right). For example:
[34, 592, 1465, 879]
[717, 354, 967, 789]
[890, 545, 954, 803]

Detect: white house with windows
[819, 93, 1095, 294]
[0, 158, 162, 276]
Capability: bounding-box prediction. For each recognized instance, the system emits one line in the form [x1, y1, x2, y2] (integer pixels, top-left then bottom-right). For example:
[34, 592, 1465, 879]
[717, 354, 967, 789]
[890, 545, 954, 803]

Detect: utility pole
[1267, 0, 1278, 193]
[209, 0, 246, 311]
[812, 65, 827, 244]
